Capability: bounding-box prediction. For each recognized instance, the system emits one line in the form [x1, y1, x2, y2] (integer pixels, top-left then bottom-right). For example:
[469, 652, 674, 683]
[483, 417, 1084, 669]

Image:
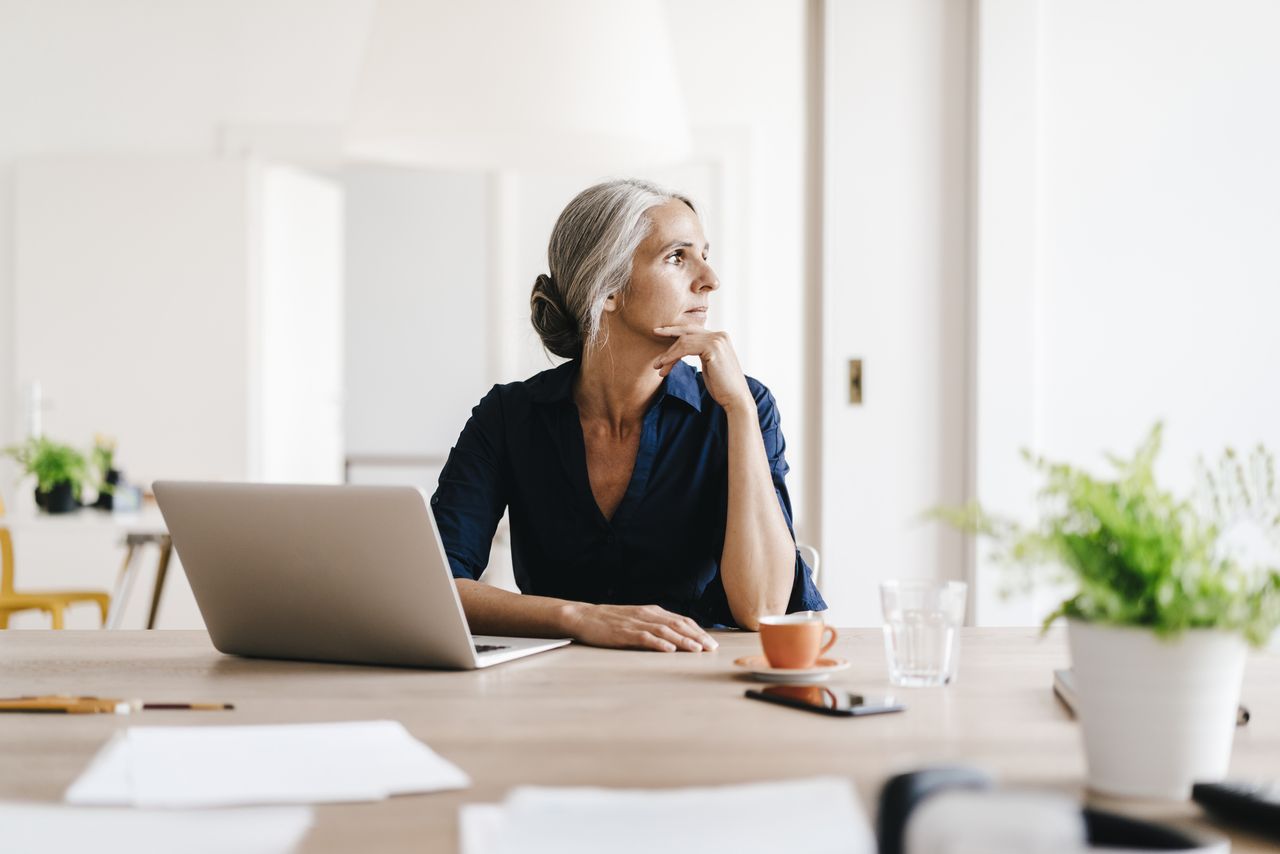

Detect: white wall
[9, 155, 254, 630]
[0, 169, 16, 457]
[15, 157, 254, 485]
[1037, 0, 1280, 476]
[971, 0, 1280, 624]
[342, 167, 490, 460]
[819, 0, 1280, 629]
[0, 0, 373, 485]
[0, 0, 371, 153]
[970, 0, 1044, 625]
[821, 1, 972, 626]
[0, 2, 367, 628]
[8, 157, 343, 629]
[14, 157, 345, 488]
[258, 165, 345, 483]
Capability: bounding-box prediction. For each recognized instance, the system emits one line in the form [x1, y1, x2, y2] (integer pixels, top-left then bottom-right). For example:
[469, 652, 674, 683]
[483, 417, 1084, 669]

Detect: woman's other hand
[561, 603, 720, 652]
[652, 326, 752, 413]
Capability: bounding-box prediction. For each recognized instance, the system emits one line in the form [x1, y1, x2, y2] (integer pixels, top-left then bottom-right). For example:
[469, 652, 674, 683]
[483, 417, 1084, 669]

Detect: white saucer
[733, 655, 850, 683]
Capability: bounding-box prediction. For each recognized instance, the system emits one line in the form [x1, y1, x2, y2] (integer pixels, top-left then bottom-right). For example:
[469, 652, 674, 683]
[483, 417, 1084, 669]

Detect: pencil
[0, 697, 125, 714]
[0, 696, 234, 714]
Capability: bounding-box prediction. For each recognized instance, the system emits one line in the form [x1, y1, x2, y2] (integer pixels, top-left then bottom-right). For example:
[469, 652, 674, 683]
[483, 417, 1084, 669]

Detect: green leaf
[928, 422, 1280, 647]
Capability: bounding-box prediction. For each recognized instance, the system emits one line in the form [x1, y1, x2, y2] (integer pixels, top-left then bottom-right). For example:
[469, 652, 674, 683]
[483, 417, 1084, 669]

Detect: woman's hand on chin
[652, 326, 753, 414]
[560, 603, 719, 652]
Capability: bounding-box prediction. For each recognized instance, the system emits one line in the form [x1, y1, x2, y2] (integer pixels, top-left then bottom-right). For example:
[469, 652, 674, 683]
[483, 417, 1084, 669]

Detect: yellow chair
[0, 495, 111, 629]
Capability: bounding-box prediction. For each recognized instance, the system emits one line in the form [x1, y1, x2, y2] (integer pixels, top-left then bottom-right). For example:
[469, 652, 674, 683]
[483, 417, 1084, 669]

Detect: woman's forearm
[454, 579, 720, 651]
[455, 578, 580, 637]
[719, 404, 797, 630]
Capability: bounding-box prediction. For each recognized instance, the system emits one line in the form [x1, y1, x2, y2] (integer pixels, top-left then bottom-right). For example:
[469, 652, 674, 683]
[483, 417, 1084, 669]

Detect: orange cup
[758, 612, 838, 669]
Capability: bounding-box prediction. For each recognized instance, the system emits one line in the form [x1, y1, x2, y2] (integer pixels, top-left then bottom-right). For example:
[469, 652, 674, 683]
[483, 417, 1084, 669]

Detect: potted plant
[936, 424, 1280, 799]
[91, 434, 119, 511]
[3, 437, 90, 514]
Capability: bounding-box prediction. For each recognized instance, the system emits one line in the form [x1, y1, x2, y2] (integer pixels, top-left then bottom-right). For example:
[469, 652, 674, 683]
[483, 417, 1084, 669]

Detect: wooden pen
[0, 695, 234, 714]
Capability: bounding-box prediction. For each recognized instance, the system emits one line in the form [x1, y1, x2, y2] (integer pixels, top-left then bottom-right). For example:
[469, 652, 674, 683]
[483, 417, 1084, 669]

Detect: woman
[431, 179, 824, 652]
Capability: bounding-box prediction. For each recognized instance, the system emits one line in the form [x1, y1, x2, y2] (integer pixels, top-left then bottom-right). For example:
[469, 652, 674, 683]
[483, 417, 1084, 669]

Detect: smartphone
[744, 685, 905, 717]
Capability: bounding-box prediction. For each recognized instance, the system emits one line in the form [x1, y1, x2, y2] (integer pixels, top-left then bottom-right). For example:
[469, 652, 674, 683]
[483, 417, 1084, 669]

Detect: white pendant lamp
[346, 0, 693, 171]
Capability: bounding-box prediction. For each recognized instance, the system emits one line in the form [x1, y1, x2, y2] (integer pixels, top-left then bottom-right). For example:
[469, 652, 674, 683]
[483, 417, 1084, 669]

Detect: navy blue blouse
[429, 359, 826, 628]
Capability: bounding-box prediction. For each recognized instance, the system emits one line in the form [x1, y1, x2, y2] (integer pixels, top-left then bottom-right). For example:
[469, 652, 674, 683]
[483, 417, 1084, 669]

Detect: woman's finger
[653, 325, 704, 338]
[653, 331, 714, 357]
[654, 345, 697, 375]
[633, 630, 677, 652]
[654, 337, 716, 375]
[645, 608, 715, 651]
[653, 338, 691, 369]
[671, 615, 718, 650]
[650, 623, 703, 652]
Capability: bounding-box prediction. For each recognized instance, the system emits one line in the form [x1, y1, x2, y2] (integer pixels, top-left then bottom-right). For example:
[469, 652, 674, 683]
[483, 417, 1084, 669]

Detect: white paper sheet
[4, 800, 313, 854]
[460, 803, 510, 854]
[66, 720, 470, 808]
[63, 731, 133, 805]
[459, 777, 873, 854]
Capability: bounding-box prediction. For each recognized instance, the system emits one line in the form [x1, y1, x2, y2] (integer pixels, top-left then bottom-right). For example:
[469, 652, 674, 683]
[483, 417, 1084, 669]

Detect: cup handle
[819, 626, 838, 658]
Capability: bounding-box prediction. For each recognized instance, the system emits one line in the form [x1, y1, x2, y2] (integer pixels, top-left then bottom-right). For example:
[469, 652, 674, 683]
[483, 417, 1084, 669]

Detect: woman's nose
[694, 260, 720, 292]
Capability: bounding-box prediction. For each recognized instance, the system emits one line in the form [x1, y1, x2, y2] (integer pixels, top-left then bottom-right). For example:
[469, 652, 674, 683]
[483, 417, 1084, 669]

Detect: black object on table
[1192, 781, 1280, 842]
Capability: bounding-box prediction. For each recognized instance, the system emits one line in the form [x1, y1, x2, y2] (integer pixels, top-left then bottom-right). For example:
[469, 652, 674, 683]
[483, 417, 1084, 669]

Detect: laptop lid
[153, 482, 481, 669]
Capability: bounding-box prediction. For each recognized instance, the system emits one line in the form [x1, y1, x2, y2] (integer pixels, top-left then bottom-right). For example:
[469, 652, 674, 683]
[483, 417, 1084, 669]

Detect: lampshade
[346, 0, 693, 171]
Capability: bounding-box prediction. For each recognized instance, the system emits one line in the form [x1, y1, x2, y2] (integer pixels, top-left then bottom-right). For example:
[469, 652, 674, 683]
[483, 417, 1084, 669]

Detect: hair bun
[530, 274, 582, 360]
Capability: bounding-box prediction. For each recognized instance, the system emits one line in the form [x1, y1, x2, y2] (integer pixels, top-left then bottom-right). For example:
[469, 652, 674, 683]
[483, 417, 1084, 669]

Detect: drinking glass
[880, 580, 967, 687]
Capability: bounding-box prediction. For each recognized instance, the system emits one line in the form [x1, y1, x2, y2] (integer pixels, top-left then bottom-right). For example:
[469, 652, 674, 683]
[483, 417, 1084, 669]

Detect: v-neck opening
[567, 400, 663, 529]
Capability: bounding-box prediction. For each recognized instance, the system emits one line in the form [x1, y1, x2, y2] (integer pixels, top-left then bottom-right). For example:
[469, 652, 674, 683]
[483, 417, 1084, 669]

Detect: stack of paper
[5, 801, 313, 854]
[67, 720, 470, 808]
[459, 776, 874, 854]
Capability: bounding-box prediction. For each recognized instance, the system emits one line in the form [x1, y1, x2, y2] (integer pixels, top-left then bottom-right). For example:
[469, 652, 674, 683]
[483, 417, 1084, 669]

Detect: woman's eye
[666, 251, 683, 264]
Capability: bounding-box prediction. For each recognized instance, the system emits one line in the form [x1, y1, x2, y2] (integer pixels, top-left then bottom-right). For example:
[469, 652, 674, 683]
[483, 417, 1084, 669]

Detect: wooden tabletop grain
[1, 628, 1276, 852]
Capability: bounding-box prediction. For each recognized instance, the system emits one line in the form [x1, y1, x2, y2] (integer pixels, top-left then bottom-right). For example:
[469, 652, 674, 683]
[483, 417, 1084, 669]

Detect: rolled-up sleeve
[754, 384, 827, 614]
[430, 385, 508, 580]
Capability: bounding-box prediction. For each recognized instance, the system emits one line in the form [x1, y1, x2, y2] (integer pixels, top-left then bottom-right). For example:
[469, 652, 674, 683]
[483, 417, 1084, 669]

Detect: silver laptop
[152, 482, 570, 669]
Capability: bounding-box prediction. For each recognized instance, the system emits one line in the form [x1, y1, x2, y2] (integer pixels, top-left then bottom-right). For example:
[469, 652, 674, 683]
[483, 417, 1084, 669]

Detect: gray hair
[530, 178, 696, 360]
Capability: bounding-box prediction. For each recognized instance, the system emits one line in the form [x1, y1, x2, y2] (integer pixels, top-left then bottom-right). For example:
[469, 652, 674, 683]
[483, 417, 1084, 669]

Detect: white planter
[1067, 619, 1247, 800]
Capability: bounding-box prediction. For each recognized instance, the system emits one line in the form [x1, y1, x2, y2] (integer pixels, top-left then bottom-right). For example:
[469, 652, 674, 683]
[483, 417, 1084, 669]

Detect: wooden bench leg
[107, 542, 139, 630]
[146, 540, 173, 630]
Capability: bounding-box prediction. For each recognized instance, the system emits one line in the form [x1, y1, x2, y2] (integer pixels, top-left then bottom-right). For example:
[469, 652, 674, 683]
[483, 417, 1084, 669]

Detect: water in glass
[880, 580, 966, 687]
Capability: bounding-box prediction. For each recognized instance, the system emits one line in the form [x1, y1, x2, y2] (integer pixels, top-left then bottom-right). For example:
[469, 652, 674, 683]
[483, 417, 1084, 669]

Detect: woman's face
[605, 200, 719, 345]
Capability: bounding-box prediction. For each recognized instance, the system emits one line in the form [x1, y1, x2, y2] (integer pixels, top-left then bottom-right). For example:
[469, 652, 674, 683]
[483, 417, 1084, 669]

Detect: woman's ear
[602, 292, 619, 313]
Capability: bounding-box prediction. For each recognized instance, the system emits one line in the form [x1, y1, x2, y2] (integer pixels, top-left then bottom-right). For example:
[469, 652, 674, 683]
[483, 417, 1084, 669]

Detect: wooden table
[1, 628, 1276, 852]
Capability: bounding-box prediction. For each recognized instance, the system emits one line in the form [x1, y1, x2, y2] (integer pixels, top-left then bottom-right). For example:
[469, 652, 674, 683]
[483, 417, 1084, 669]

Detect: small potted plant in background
[3, 437, 90, 514]
[936, 423, 1280, 800]
[91, 434, 119, 511]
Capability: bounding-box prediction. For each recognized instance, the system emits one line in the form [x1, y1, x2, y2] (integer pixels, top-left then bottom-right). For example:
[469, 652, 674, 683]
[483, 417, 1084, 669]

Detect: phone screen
[749, 685, 905, 716]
